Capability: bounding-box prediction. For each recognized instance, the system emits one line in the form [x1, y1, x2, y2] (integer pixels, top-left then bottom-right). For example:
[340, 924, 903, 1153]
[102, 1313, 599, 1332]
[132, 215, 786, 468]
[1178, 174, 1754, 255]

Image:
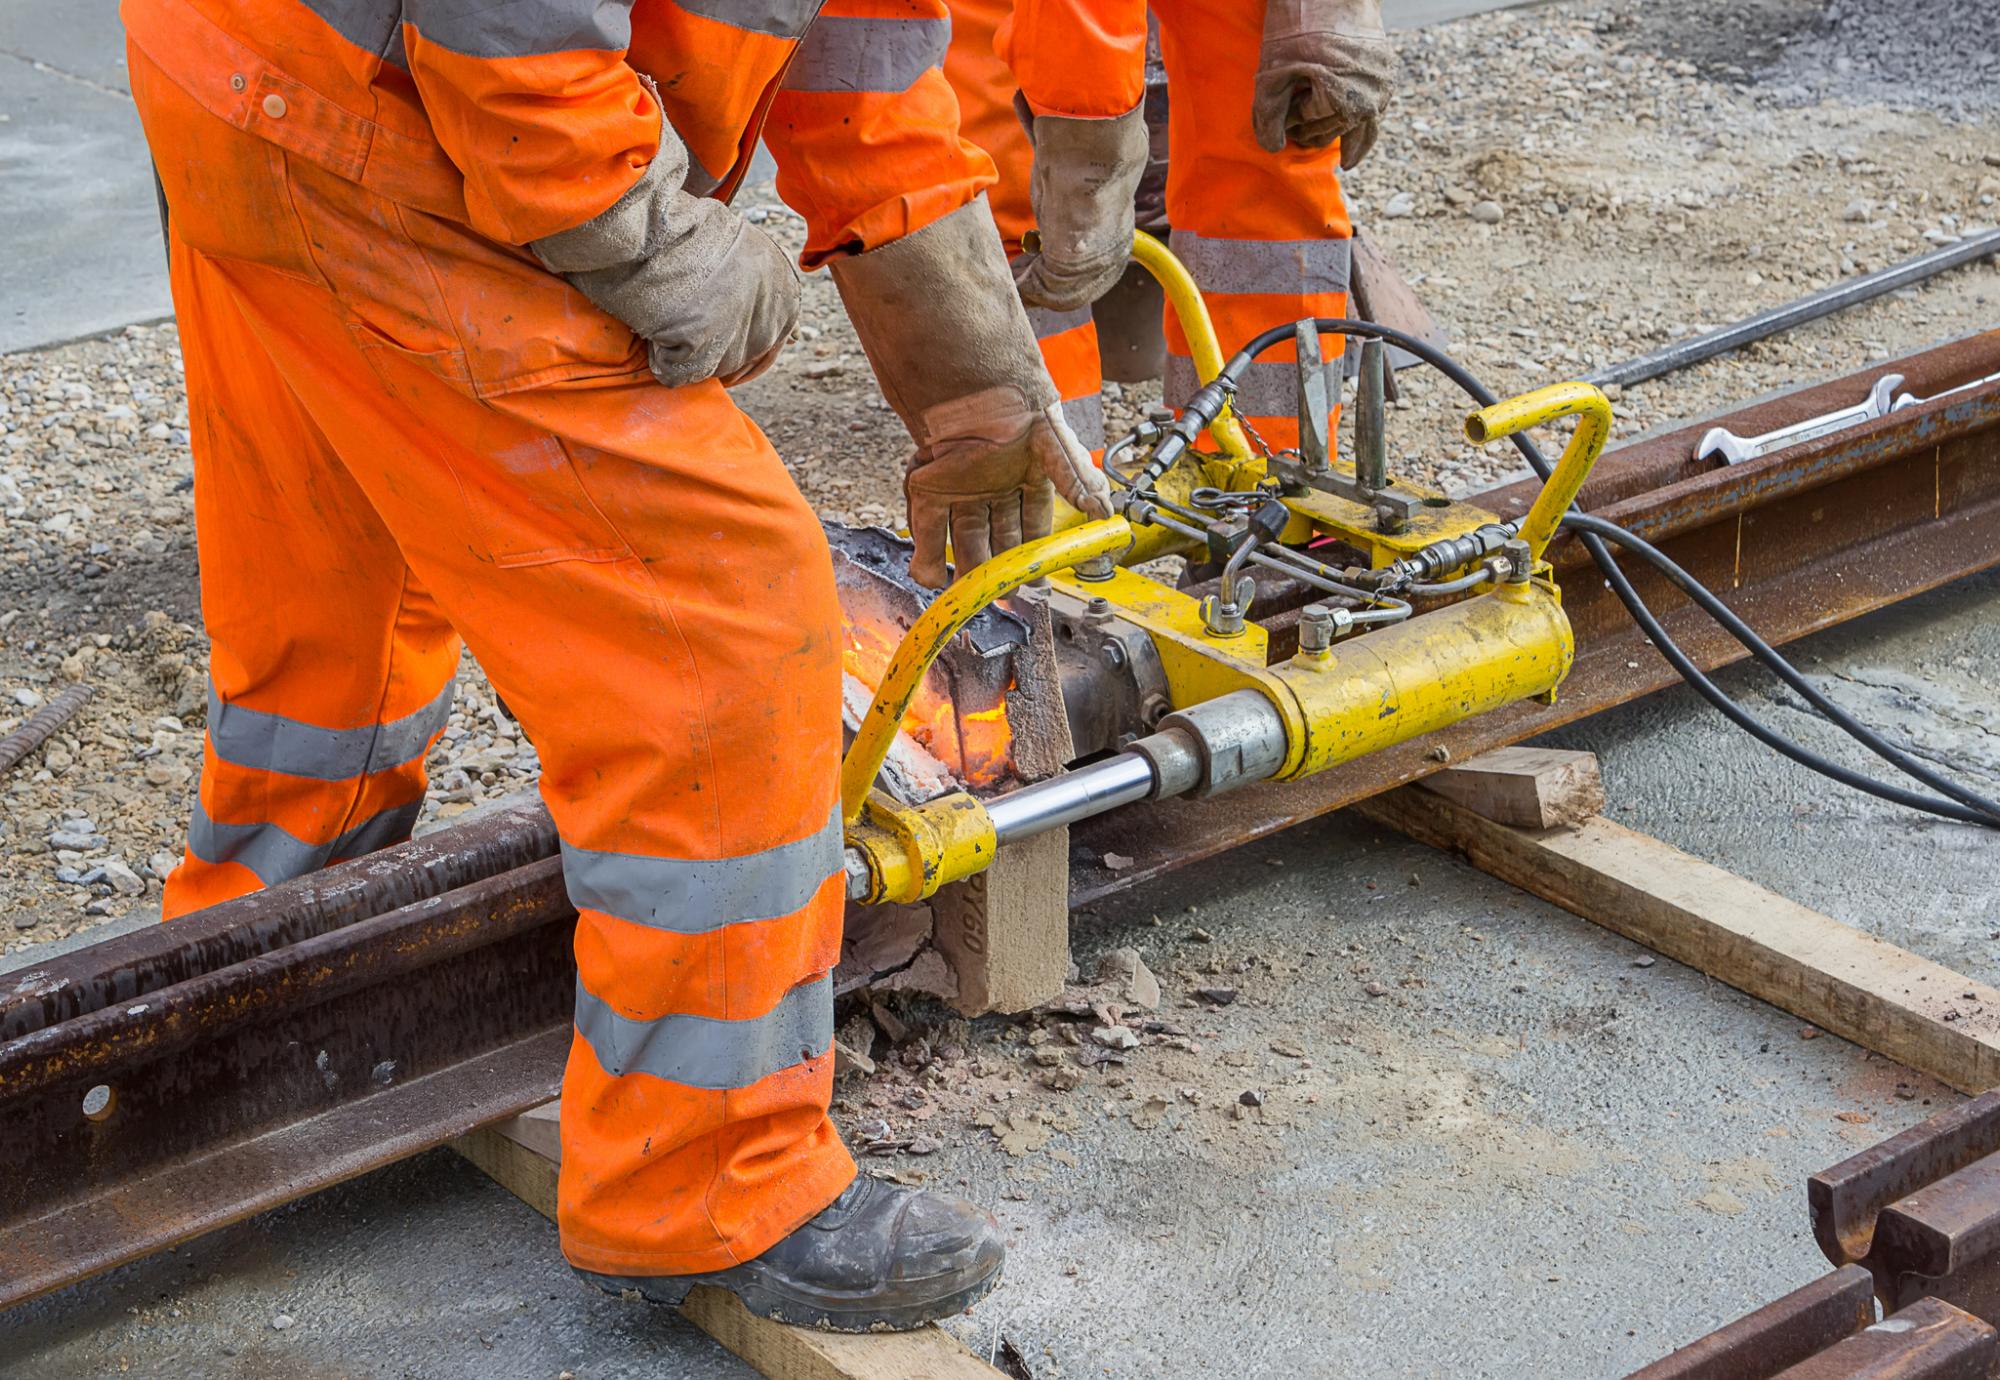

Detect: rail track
[4, 331, 1998, 1311]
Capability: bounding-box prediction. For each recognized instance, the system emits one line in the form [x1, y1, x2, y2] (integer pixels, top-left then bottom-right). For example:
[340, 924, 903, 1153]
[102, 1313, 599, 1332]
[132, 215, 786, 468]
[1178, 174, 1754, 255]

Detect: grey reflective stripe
[1165, 355, 1333, 421]
[562, 804, 842, 933]
[187, 798, 422, 886]
[297, 0, 403, 62]
[404, 0, 634, 58]
[207, 678, 454, 782]
[672, 0, 820, 38]
[574, 974, 833, 1089]
[1061, 393, 1105, 451]
[782, 15, 950, 93]
[1027, 306, 1091, 340]
[1168, 230, 1352, 299]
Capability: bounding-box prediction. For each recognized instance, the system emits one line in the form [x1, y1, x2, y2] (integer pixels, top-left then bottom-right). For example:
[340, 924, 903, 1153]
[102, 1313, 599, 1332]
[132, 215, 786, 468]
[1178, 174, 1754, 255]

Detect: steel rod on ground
[0, 684, 96, 777]
[1588, 230, 2000, 390]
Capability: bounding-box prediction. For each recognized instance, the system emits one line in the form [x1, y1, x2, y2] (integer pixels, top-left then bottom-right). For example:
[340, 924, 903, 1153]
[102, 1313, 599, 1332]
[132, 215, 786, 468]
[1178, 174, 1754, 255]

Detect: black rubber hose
[1562, 511, 2000, 823]
[1216, 317, 2000, 829]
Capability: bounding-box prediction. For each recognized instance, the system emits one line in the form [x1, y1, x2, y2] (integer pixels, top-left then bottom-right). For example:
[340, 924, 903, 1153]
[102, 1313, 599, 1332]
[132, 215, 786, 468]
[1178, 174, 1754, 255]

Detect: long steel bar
[2, 333, 1997, 1313]
[1587, 232, 2000, 390]
[0, 859, 575, 1309]
[0, 799, 558, 1041]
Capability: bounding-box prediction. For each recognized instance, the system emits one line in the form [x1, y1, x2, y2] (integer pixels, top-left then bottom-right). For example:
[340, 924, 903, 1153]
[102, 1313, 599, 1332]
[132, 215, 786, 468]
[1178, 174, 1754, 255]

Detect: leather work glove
[831, 198, 1115, 588]
[1252, 0, 1399, 168]
[1012, 100, 1151, 313]
[532, 114, 800, 388]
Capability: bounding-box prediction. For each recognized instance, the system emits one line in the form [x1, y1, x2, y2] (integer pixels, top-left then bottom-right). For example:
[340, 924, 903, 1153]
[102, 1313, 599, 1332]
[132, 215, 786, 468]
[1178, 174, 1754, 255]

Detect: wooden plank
[932, 824, 1070, 1017]
[1362, 787, 2000, 1094]
[454, 1106, 1005, 1380]
[1417, 746, 1605, 829]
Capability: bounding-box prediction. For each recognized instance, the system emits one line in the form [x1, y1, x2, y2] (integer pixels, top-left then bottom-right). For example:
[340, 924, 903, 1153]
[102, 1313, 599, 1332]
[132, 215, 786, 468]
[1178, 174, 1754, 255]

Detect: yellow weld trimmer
[840, 233, 1614, 905]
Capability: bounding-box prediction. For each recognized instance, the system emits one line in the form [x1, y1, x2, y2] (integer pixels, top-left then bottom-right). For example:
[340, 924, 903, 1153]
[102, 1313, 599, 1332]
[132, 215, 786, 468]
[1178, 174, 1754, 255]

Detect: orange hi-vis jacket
[122, 0, 998, 266]
[998, 0, 1145, 120]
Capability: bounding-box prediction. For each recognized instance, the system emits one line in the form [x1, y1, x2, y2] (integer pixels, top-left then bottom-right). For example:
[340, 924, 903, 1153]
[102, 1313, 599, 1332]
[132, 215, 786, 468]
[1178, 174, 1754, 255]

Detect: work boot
[575, 1175, 1005, 1332]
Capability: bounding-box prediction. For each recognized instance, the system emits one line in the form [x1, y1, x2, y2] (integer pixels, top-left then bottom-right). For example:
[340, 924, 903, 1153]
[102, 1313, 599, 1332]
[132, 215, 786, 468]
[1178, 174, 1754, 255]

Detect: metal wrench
[1696, 368, 2000, 466]
[1695, 373, 1903, 465]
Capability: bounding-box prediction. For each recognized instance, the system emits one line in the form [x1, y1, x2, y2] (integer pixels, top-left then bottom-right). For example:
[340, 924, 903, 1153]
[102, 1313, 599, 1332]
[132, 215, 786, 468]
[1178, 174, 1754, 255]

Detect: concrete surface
[0, 0, 172, 354]
[4, 565, 1997, 1379]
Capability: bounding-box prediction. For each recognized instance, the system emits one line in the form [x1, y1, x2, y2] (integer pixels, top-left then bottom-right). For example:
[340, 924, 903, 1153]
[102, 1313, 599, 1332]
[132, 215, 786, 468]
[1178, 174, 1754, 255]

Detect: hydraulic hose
[1213, 317, 2000, 830]
[1561, 511, 2000, 825]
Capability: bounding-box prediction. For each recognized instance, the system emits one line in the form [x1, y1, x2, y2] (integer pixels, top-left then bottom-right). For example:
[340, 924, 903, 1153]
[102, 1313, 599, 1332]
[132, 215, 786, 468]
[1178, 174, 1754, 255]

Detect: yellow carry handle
[1464, 382, 1614, 560]
[1129, 232, 1255, 461]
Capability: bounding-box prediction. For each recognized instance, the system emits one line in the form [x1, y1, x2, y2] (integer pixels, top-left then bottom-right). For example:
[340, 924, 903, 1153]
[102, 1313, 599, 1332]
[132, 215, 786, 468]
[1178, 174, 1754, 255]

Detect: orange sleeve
[762, 0, 997, 268]
[998, 0, 1146, 120]
[400, 3, 660, 245]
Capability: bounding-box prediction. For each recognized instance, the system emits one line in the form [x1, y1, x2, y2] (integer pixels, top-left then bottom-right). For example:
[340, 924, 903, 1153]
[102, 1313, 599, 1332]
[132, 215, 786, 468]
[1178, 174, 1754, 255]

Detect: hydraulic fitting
[1296, 603, 1353, 657]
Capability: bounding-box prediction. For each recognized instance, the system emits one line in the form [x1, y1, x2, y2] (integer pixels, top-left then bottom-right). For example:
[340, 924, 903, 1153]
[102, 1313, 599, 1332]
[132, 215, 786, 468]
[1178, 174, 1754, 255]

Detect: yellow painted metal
[1053, 565, 1272, 698]
[840, 517, 1134, 822]
[1129, 232, 1253, 461]
[846, 790, 997, 905]
[1269, 578, 1574, 779]
[1465, 381, 1613, 559]
[1048, 565, 1312, 778]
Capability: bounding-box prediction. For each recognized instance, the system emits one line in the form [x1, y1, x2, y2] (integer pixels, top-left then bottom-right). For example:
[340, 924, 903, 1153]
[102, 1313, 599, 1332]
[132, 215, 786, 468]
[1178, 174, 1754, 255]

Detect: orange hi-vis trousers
[944, 0, 1355, 453]
[138, 50, 855, 1277]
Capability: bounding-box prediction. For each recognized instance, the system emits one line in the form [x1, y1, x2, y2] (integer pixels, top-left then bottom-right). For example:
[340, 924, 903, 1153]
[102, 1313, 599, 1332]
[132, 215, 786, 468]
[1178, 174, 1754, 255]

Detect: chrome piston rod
[844, 692, 1292, 899]
[986, 752, 1157, 844]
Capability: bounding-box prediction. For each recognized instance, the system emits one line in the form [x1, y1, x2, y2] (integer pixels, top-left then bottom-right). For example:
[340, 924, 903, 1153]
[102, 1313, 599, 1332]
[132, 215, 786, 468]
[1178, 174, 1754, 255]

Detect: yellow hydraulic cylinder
[1270, 579, 1574, 780]
[846, 791, 996, 905]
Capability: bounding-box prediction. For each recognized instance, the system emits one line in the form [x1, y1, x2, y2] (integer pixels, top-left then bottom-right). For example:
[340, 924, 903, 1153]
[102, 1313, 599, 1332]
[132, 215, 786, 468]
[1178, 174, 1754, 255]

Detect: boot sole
[576, 1259, 1004, 1334]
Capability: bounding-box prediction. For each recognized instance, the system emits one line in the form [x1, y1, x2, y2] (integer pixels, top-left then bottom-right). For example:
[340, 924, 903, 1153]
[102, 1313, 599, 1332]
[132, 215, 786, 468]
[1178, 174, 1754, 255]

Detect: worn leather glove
[532, 113, 800, 388]
[1252, 0, 1398, 168]
[1012, 100, 1150, 313]
[832, 198, 1115, 588]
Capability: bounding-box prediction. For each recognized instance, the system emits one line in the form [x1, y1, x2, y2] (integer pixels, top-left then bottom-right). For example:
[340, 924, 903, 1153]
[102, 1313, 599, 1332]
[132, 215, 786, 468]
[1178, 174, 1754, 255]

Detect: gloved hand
[1252, 0, 1398, 168]
[532, 113, 799, 388]
[1012, 101, 1150, 314]
[902, 388, 1105, 584]
[831, 198, 1115, 588]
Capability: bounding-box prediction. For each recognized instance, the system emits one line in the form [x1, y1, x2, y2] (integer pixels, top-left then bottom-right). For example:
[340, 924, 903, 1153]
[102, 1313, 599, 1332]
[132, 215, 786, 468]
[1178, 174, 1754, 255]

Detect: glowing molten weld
[841, 617, 1016, 789]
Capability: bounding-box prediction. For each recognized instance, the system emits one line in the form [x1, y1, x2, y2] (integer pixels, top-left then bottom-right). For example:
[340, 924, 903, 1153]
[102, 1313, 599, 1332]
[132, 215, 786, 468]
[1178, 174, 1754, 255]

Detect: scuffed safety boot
[575, 1175, 1005, 1332]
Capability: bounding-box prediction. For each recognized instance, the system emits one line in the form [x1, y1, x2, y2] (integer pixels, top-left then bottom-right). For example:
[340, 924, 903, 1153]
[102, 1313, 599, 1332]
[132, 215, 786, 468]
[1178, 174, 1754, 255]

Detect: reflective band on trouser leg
[782, 13, 951, 92]
[1153, 0, 1354, 453]
[1030, 305, 1107, 458]
[157, 216, 460, 920]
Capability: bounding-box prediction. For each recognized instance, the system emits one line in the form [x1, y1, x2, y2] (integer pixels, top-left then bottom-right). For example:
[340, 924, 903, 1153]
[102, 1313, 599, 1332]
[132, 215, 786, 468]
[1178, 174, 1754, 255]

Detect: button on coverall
[126, 0, 993, 1276]
[943, 0, 1356, 452]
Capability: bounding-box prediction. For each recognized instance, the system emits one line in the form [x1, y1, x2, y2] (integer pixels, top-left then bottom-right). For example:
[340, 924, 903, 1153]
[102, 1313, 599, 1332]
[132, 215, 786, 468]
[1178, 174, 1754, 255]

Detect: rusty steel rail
[3, 332, 1999, 1313]
[0, 807, 567, 1311]
[1070, 329, 2000, 901]
[1631, 1092, 2000, 1378]
[1811, 1089, 2000, 1324]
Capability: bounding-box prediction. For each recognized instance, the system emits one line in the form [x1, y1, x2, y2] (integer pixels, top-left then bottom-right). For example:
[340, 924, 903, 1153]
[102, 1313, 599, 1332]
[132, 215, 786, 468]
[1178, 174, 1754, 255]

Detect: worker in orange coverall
[125, 0, 1111, 1332]
[943, 0, 1399, 451]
